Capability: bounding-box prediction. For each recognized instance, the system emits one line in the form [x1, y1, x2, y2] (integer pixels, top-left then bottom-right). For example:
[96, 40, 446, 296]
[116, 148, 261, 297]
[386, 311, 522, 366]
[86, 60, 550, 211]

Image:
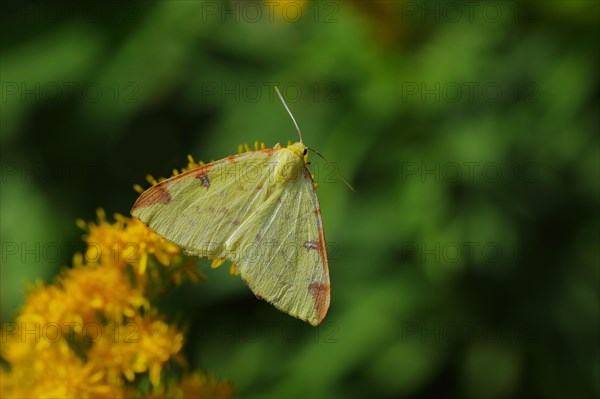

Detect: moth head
[287, 142, 308, 160]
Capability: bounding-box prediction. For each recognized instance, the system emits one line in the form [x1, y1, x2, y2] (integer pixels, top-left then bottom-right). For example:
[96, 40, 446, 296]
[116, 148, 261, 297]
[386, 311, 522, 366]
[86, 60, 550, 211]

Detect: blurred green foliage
[1, 1, 598, 398]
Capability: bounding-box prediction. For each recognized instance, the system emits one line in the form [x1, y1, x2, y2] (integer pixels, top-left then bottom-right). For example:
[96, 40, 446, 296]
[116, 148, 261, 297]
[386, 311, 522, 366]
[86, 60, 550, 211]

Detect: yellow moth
[131, 88, 330, 326]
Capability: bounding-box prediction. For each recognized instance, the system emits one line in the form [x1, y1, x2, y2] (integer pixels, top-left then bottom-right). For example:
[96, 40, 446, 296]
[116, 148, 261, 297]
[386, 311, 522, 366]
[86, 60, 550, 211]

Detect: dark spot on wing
[131, 183, 171, 212]
[304, 241, 318, 250]
[196, 173, 210, 189]
[309, 282, 330, 325]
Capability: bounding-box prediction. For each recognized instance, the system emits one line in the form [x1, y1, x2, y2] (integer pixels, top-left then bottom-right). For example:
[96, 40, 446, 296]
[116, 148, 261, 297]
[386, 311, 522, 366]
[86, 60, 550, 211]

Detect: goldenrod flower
[61, 263, 149, 322]
[1, 340, 120, 398]
[88, 313, 184, 387]
[78, 209, 180, 275]
[2, 156, 233, 398]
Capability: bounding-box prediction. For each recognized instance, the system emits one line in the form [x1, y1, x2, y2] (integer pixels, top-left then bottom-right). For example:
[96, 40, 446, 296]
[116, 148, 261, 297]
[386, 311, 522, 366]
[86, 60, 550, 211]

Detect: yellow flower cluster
[1, 209, 232, 398]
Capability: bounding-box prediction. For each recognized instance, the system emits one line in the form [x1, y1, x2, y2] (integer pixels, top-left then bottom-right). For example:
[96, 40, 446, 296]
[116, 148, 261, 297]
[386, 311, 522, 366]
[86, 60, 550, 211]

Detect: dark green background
[1, 1, 598, 398]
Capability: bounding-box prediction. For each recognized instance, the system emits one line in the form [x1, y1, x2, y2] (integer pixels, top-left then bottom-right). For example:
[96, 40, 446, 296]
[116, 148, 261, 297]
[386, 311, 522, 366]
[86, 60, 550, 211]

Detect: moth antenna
[274, 86, 303, 143]
[308, 147, 355, 192]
